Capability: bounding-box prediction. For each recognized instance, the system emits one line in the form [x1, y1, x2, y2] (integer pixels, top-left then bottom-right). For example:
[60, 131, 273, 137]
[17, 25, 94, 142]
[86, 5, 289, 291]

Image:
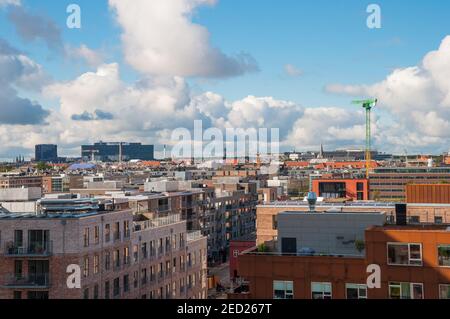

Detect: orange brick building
[311, 178, 369, 201]
[236, 225, 450, 299]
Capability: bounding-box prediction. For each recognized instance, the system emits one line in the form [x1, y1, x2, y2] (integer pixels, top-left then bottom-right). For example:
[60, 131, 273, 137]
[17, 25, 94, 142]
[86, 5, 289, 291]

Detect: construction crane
[352, 98, 378, 179]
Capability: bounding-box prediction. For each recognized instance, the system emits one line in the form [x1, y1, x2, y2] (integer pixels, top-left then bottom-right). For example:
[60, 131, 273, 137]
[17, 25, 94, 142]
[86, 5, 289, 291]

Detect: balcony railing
[187, 231, 203, 242]
[4, 241, 53, 257]
[3, 274, 50, 288]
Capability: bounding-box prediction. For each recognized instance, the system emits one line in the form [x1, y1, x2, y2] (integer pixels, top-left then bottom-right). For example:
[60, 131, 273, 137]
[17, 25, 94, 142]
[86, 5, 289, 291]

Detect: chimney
[395, 204, 407, 226]
[307, 192, 317, 213]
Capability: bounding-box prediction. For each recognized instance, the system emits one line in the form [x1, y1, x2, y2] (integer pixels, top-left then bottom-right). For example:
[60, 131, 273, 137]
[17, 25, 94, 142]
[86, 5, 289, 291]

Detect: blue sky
[2, 0, 449, 105]
[1, 0, 450, 159]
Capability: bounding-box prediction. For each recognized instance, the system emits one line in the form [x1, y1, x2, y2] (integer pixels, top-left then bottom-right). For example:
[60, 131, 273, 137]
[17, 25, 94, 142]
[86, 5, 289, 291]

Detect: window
[124, 247, 130, 265]
[14, 260, 23, 280]
[346, 284, 367, 299]
[387, 243, 422, 266]
[104, 281, 110, 299]
[114, 249, 120, 268]
[94, 226, 100, 244]
[83, 257, 89, 277]
[113, 277, 120, 297]
[311, 282, 332, 299]
[389, 282, 423, 299]
[13, 291, 22, 299]
[438, 245, 450, 267]
[233, 250, 239, 258]
[439, 284, 450, 299]
[105, 251, 111, 270]
[124, 220, 130, 238]
[123, 275, 130, 292]
[83, 288, 89, 299]
[83, 228, 90, 247]
[435, 216, 443, 224]
[105, 224, 111, 242]
[409, 216, 420, 224]
[93, 284, 99, 299]
[133, 245, 138, 262]
[94, 255, 99, 274]
[273, 281, 293, 299]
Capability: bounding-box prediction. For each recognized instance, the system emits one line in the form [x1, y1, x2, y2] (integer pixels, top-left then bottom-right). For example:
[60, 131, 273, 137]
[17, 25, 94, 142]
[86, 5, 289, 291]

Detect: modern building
[81, 142, 154, 162]
[233, 207, 450, 299]
[312, 178, 369, 201]
[369, 167, 450, 201]
[0, 199, 207, 299]
[35, 145, 58, 163]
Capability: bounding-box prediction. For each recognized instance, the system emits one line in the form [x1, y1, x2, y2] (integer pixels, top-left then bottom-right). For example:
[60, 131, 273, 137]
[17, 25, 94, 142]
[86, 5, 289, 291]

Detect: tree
[36, 162, 51, 171]
[355, 240, 365, 253]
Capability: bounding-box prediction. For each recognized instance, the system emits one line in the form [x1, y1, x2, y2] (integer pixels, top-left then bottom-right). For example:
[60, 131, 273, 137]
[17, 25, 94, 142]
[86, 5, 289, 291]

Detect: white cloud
[324, 35, 450, 152]
[66, 44, 104, 67]
[284, 64, 302, 77]
[108, 0, 258, 78]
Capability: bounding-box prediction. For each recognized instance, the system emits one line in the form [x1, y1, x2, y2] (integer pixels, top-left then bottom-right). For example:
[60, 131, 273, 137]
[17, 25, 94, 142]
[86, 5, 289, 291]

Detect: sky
[1, 0, 450, 160]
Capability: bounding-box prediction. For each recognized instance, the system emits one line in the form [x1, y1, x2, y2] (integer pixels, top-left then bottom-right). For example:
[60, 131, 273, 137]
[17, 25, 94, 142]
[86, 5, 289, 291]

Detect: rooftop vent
[307, 192, 317, 213]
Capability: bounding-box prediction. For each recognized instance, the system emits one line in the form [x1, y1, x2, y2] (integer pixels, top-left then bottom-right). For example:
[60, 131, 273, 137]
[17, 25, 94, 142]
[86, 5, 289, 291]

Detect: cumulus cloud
[287, 107, 367, 150]
[325, 35, 450, 152]
[108, 0, 258, 78]
[0, 39, 49, 125]
[7, 6, 62, 50]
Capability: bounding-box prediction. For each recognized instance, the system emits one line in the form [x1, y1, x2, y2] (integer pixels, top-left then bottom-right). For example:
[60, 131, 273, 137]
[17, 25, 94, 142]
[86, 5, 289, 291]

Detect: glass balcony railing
[4, 274, 51, 288]
[5, 241, 53, 257]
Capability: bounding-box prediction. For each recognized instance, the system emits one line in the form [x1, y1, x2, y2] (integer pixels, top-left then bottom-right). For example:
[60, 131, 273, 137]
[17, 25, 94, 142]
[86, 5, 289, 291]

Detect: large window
[273, 281, 293, 299]
[346, 284, 367, 299]
[311, 282, 332, 299]
[387, 243, 422, 266]
[439, 285, 450, 299]
[438, 245, 450, 267]
[389, 282, 423, 299]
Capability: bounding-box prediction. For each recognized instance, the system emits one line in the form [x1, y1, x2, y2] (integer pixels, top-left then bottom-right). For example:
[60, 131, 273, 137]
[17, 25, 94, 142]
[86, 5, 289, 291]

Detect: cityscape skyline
[1, 1, 450, 159]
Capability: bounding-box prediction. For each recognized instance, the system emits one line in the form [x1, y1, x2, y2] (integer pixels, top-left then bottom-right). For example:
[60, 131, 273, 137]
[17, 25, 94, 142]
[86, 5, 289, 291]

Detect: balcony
[3, 274, 50, 289]
[113, 232, 121, 242]
[4, 241, 53, 257]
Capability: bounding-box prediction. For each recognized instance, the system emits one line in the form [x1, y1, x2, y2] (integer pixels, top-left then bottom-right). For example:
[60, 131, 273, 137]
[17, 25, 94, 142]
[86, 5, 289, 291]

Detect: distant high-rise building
[35, 144, 58, 162]
[81, 142, 154, 162]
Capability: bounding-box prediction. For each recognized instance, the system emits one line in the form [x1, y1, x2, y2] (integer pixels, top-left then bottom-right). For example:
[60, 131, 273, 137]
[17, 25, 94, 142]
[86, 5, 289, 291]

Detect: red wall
[230, 240, 256, 280]
[312, 179, 369, 200]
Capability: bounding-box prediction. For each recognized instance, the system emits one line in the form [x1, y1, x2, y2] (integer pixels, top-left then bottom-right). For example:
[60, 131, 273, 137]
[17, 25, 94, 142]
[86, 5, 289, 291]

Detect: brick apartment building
[369, 167, 450, 201]
[0, 175, 43, 189]
[233, 208, 450, 299]
[255, 201, 450, 246]
[0, 199, 207, 299]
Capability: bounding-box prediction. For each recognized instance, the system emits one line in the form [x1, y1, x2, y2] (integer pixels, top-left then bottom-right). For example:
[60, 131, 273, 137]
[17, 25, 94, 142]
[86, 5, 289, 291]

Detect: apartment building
[0, 175, 43, 189]
[233, 209, 450, 299]
[256, 201, 450, 246]
[0, 200, 207, 299]
[369, 167, 450, 201]
[42, 175, 84, 194]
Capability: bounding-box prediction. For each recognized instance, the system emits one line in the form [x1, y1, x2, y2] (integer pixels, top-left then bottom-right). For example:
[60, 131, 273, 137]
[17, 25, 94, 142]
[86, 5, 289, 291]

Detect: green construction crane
[352, 98, 378, 179]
